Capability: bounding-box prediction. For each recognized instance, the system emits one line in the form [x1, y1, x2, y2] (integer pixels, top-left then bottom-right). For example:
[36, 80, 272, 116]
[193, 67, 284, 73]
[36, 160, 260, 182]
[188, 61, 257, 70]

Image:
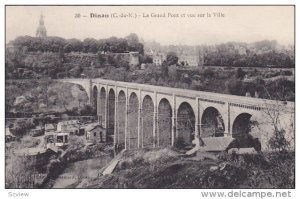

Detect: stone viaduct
[59, 78, 295, 151]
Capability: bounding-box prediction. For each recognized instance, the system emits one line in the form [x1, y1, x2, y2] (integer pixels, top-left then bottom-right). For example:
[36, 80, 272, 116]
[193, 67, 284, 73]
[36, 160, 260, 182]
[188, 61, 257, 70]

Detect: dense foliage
[11, 33, 144, 54]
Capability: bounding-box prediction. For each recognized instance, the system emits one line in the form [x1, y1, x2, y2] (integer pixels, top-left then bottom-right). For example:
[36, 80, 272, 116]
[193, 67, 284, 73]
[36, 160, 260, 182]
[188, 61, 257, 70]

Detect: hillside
[5, 80, 90, 115]
[82, 148, 294, 189]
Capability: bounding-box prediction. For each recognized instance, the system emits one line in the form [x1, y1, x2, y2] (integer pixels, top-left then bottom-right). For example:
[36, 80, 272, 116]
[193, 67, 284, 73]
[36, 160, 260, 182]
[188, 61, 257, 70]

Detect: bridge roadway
[59, 78, 295, 151]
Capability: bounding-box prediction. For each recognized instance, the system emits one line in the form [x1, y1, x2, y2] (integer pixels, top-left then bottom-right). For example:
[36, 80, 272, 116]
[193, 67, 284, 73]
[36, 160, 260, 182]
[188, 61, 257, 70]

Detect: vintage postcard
[4, 5, 295, 193]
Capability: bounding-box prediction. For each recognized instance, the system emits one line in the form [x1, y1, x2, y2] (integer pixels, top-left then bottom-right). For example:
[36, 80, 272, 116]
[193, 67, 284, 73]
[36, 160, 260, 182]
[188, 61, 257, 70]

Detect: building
[85, 123, 106, 144]
[36, 13, 47, 37]
[140, 63, 146, 70]
[238, 47, 247, 55]
[45, 123, 56, 133]
[153, 53, 164, 66]
[129, 52, 140, 68]
[57, 120, 81, 135]
[55, 133, 69, 147]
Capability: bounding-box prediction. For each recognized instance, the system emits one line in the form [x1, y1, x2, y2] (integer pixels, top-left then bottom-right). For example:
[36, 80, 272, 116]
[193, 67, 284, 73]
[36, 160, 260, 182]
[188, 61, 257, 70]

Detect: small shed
[85, 123, 106, 144]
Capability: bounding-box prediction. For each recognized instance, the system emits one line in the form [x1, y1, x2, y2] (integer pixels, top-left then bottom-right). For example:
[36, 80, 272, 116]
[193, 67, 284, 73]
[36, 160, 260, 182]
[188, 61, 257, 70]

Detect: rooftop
[85, 123, 103, 132]
[14, 147, 47, 156]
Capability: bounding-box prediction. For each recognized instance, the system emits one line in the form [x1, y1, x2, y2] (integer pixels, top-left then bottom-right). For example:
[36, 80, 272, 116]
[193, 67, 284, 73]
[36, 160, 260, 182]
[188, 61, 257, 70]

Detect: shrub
[268, 129, 290, 152]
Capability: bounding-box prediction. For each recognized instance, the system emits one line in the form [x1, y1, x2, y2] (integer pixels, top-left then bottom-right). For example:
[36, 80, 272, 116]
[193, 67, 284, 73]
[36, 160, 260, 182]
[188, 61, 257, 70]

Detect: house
[44, 133, 55, 144]
[140, 63, 146, 70]
[45, 123, 56, 133]
[85, 123, 106, 144]
[55, 132, 69, 147]
[153, 53, 164, 66]
[57, 120, 80, 135]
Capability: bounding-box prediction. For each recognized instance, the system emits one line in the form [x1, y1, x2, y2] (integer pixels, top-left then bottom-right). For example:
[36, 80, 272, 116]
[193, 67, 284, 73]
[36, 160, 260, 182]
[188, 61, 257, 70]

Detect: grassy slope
[84, 148, 294, 189]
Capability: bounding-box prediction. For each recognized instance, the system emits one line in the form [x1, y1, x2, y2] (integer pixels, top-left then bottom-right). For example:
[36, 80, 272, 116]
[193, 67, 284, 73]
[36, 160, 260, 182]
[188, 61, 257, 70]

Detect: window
[57, 136, 63, 143]
[65, 135, 68, 143]
[94, 132, 97, 137]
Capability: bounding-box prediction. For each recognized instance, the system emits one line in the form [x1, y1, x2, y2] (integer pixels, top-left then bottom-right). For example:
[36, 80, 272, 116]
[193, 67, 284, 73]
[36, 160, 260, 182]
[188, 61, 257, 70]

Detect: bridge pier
[195, 97, 200, 138]
[171, 94, 176, 146]
[153, 106, 158, 147]
[137, 89, 142, 148]
[114, 88, 118, 146]
[226, 102, 230, 137]
[125, 88, 129, 150]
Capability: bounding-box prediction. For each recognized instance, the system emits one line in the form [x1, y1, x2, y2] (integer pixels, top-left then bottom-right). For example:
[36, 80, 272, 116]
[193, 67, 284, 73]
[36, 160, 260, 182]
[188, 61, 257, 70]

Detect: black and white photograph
[4, 4, 295, 193]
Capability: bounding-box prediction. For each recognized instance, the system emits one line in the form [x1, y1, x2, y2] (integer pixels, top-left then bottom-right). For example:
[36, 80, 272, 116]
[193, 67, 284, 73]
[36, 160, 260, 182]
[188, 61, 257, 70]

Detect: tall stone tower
[36, 13, 47, 37]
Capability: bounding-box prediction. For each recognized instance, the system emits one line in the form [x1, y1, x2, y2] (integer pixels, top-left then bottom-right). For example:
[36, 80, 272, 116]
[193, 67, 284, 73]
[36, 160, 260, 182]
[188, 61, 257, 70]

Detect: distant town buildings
[144, 41, 295, 68]
[237, 47, 247, 55]
[36, 13, 47, 37]
[147, 47, 204, 67]
[152, 52, 164, 66]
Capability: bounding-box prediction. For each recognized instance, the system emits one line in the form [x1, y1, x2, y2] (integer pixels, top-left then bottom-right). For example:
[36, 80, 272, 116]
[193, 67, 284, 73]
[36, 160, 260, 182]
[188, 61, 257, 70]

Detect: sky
[6, 6, 294, 46]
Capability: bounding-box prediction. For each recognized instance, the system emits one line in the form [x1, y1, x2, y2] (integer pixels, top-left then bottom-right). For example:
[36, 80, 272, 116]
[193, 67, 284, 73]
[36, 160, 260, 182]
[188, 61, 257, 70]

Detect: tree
[97, 53, 106, 66]
[12, 119, 35, 137]
[236, 68, 246, 79]
[166, 52, 178, 66]
[82, 38, 98, 53]
[226, 79, 244, 96]
[161, 61, 168, 79]
[203, 68, 215, 78]
[269, 129, 290, 152]
[125, 33, 139, 44]
[140, 54, 153, 64]
[64, 38, 83, 52]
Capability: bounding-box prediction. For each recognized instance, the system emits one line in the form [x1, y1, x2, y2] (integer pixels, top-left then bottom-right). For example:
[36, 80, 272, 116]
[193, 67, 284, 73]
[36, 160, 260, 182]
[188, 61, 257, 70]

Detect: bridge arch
[201, 107, 225, 137]
[117, 89, 126, 98]
[142, 95, 154, 148]
[232, 113, 253, 139]
[176, 102, 195, 149]
[117, 90, 126, 149]
[107, 89, 115, 143]
[99, 87, 106, 127]
[158, 98, 173, 147]
[231, 112, 261, 149]
[128, 92, 139, 149]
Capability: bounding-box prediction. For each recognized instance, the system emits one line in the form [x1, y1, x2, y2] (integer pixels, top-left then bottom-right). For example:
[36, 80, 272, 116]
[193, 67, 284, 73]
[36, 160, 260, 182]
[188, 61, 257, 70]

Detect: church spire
[36, 12, 47, 37]
[39, 13, 44, 26]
